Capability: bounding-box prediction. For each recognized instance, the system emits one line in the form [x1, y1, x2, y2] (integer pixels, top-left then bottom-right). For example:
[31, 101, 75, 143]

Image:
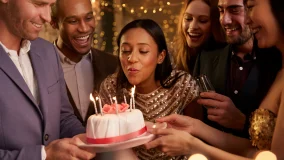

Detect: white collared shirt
[0, 40, 45, 159]
[0, 40, 39, 104]
[56, 47, 94, 121]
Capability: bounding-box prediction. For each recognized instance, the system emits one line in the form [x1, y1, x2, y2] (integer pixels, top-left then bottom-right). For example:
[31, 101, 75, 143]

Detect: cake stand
[78, 122, 167, 160]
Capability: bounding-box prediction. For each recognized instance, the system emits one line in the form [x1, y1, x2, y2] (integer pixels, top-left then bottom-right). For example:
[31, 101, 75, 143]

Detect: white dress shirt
[0, 40, 39, 104]
[56, 47, 94, 121]
[0, 41, 45, 159]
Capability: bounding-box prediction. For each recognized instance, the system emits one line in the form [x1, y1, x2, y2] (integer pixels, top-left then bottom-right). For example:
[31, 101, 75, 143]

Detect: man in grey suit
[50, 0, 117, 126]
[0, 0, 96, 159]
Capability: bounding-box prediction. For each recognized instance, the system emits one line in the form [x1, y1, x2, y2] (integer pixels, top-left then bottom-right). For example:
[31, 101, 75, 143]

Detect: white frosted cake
[86, 103, 146, 144]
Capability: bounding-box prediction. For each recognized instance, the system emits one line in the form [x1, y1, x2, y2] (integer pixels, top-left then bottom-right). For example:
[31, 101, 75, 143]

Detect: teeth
[252, 27, 260, 34]
[189, 33, 201, 36]
[226, 28, 237, 32]
[76, 35, 89, 40]
[32, 22, 42, 28]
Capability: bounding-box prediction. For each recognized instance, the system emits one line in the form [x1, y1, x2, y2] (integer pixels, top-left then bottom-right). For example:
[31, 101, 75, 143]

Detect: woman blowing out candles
[99, 19, 202, 160]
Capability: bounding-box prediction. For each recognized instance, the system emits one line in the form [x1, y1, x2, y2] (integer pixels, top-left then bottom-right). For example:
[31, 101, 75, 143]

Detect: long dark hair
[116, 19, 176, 94]
[270, 0, 284, 33]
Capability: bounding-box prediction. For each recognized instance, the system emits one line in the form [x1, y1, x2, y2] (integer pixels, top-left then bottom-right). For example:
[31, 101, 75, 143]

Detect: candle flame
[131, 85, 136, 96]
[90, 94, 95, 102]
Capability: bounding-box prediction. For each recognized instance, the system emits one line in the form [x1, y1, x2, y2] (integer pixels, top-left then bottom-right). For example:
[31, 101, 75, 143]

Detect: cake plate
[78, 122, 167, 160]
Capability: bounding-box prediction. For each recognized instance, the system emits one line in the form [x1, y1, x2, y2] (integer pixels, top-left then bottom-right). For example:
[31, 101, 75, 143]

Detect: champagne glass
[195, 74, 215, 109]
[195, 74, 215, 93]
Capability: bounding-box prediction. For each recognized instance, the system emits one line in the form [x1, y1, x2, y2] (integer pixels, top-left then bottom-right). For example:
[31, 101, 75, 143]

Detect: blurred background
[40, 0, 184, 54]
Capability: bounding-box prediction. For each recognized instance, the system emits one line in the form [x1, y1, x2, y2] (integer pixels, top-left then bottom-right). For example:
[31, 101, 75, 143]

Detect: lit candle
[109, 94, 113, 104]
[129, 97, 133, 111]
[131, 86, 136, 109]
[113, 97, 118, 114]
[96, 96, 103, 116]
[90, 94, 98, 115]
[123, 94, 127, 104]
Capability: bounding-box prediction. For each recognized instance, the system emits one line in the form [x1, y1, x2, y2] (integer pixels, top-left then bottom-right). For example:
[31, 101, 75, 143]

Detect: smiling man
[193, 0, 282, 138]
[51, 0, 117, 126]
[0, 0, 96, 159]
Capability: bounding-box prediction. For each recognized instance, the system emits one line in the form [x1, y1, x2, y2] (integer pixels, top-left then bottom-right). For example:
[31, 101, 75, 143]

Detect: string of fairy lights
[92, 0, 184, 53]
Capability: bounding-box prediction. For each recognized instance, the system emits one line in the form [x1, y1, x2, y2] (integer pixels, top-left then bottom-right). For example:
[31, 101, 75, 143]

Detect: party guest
[0, 0, 95, 159]
[173, 0, 226, 74]
[50, 0, 117, 126]
[146, 0, 284, 159]
[99, 19, 201, 160]
[194, 0, 281, 138]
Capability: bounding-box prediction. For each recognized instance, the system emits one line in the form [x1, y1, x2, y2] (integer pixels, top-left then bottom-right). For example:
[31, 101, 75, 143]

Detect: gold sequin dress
[99, 70, 199, 160]
[249, 108, 277, 150]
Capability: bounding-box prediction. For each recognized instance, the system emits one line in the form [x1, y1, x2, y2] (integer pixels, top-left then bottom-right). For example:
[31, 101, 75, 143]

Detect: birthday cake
[86, 103, 147, 144]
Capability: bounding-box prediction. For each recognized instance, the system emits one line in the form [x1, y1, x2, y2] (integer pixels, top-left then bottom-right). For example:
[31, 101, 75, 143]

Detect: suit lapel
[0, 45, 42, 117]
[66, 86, 84, 123]
[91, 49, 103, 91]
[29, 43, 49, 121]
[66, 85, 95, 126]
[211, 45, 231, 94]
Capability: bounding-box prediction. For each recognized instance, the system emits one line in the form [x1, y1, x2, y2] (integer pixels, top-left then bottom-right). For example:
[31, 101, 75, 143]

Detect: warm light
[90, 94, 98, 114]
[122, 4, 126, 7]
[167, 2, 171, 5]
[131, 8, 134, 13]
[188, 154, 208, 160]
[140, 6, 144, 10]
[90, 94, 95, 102]
[144, 9, 147, 13]
[131, 86, 136, 97]
[113, 96, 118, 114]
[153, 9, 156, 13]
[255, 151, 277, 160]
[159, 8, 163, 11]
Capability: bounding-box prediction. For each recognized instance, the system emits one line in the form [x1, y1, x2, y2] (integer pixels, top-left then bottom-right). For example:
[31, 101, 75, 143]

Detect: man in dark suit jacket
[193, 0, 281, 138]
[0, 0, 96, 159]
[51, 0, 117, 126]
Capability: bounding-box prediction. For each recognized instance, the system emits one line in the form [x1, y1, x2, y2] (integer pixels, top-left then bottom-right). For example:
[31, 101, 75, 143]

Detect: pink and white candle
[112, 97, 118, 114]
[123, 94, 127, 104]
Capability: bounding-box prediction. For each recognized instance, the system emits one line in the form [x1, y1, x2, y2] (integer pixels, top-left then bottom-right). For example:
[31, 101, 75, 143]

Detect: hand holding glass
[195, 75, 215, 109]
[195, 74, 215, 93]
